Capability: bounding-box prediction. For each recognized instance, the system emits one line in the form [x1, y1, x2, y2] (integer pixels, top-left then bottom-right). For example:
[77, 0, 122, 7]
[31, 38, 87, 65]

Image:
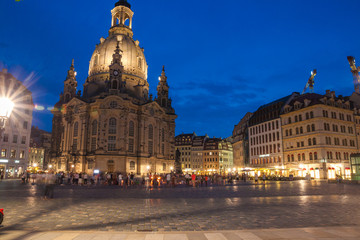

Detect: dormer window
[138, 57, 142, 69]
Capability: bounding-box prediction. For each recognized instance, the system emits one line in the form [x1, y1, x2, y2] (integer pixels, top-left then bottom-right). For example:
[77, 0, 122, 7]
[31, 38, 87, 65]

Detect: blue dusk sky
[1, 0, 360, 138]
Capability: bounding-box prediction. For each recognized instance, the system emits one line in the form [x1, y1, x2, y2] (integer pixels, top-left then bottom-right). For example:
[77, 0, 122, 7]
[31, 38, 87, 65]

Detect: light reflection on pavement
[0, 180, 359, 232]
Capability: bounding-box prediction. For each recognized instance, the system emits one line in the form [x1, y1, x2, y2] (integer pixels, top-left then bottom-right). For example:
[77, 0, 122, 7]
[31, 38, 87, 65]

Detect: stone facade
[203, 138, 233, 173]
[29, 126, 51, 170]
[232, 112, 252, 169]
[0, 69, 34, 178]
[281, 91, 357, 179]
[175, 133, 196, 171]
[50, 1, 176, 175]
[249, 93, 298, 169]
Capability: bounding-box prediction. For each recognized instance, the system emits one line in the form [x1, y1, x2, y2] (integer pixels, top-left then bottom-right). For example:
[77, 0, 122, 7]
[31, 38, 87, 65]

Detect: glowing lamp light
[49, 165, 53, 168]
[170, 166, 174, 170]
[71, 164, 75, 168]
[147, 165, 150, 170]
[0, 97, 14, 127]
[33, 163, 38, 167]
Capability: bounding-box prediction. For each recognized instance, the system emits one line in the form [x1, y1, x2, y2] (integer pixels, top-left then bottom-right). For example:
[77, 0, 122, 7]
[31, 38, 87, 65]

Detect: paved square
[0, 180, 359, 233]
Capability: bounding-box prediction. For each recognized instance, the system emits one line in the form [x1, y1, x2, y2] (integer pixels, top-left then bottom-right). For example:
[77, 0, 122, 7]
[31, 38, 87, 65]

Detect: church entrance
[107, 160, 114, 173]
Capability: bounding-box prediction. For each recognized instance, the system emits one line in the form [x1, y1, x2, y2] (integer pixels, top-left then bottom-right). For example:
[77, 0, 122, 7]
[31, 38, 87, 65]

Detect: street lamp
[0, 97, 14, 130]
[48, 165, 53, 169]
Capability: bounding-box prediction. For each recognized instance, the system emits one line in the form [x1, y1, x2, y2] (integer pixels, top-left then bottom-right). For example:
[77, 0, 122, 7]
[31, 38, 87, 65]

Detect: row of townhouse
[232, 90, 360, 179]
[175, 133, 233, 174]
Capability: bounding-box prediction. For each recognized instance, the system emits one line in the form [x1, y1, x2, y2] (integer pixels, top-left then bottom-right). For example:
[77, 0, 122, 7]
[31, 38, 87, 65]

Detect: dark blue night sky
[1, 0, 360, 138]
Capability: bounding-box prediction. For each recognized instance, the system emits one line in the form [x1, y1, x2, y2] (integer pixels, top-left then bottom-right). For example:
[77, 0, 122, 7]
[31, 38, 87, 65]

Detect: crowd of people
[19, 171, 252, 189]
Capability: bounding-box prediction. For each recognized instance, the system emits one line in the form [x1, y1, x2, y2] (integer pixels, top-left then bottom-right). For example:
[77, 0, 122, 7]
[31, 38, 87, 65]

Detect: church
[50, 0, 177, 175]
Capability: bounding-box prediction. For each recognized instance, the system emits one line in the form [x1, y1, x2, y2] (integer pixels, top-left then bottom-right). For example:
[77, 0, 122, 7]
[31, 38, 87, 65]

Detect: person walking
[44, 173, 56, 199]
[118, 173, 123, 187]
[191, 173, 196, 187]
[166, 173, 171, 186]
[255, 173, 259, 184]
[84, 173, 88, 185]
[205, 175, 208, 187]
[262, 174, 266, 184]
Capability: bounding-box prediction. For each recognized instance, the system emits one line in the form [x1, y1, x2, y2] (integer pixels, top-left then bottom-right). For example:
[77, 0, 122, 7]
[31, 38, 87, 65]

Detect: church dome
[88, 33, 148, 82]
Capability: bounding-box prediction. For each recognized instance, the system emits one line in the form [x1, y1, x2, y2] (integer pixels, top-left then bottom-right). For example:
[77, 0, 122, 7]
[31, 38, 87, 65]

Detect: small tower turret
[156, 66, 171, 109]
[108, 41, 125, 94]
[63, 59, 78, 103]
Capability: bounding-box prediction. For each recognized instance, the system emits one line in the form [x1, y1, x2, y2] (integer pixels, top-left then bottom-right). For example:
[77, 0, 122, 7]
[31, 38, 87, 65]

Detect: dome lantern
[115, 0, 131, 9]
[111, 0, 134, 30]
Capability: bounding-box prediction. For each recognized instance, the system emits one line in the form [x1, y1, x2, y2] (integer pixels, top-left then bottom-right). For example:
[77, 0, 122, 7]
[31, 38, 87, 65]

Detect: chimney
[325, 90, 331, 97]
[331, 91, 335, 98]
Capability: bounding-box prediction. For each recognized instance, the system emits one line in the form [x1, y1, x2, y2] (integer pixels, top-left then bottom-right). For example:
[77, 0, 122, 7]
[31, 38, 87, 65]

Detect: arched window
[73, 122, 79, 137]
[308, 138, 312, 146]
[311, 124, 315, 131]
[161, 128, 165, 142]
[296, 128, 299, 134]
[314, 152, 318, 160]
[298, 154, 301, 161]
[313, 138, 316, 145]
[129, 121, 134, 137]
[310, 111, 314, 118]
[309, 153, 313, 160]
[148, 124, 153, 139]
[92, 120, 98, 136]
[163, 163, 166, 171]
[65, 93, 70, 102]
[109, 118, 117, 134]
[302, 153, 305, 161]
[307, 125, 311, 132]
[300, 127, 303, 134]
[130, 161, 135, 170]
[138, 58, 142, 69]
[94, 55, 99, 66]
[288, 117, 292, 124]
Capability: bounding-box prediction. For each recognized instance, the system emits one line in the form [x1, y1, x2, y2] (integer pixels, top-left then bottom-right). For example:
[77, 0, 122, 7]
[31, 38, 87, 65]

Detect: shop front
[0, 159, 26, 179]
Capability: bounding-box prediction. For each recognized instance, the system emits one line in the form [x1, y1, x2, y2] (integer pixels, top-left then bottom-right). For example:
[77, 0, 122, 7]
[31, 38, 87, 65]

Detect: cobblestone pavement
[2, 227, 360, 240]
[0, 180, 359, 233]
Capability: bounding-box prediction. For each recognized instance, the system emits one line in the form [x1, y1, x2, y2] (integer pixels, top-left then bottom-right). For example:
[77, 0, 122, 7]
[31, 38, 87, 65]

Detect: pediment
[143, 101, 166, 116]
[67, 97, 86, 107]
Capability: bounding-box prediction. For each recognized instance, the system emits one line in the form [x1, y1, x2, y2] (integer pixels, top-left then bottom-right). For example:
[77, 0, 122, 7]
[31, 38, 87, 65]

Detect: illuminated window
[130, 161, 135, 170]
[10, 149, 16, 158]
[1, 149, 6, 157]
